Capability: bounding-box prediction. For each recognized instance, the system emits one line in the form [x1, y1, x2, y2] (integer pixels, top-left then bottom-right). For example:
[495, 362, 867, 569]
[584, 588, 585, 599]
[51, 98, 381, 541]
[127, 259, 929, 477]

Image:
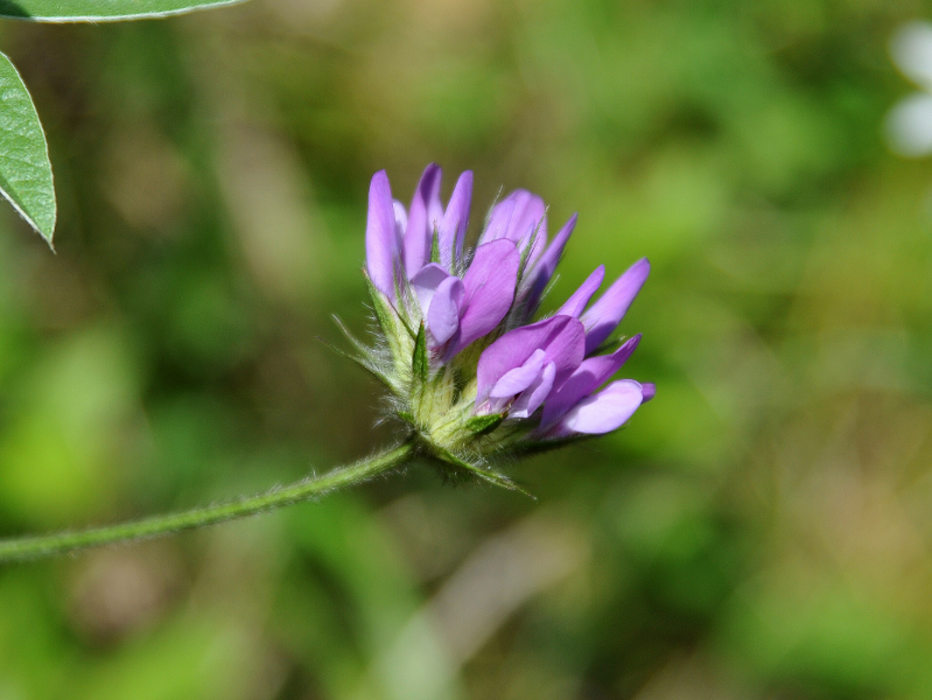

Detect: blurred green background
[1, 0, 930, 698]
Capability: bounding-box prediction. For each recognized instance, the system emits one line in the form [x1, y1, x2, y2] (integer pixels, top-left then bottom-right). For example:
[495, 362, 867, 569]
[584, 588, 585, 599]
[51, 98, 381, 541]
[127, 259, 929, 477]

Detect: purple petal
[410, 263, 453, 314]
[641, 382, 656, 402]
[510, 361, 556, 418]
[580, 258, 650, 353]
[437, 170, 473, 270]
[524, 213, 578, 313]
[556, 265, 605, 318]
[426, 276, 464, 344]
[536, 318, 587, 386]
[481, 190, 547, 255]
[393, 200, 408, 237]
[552, 379, 645, 436]
[489, 349, 547, 398]
[479, 192, 516, 244]
[540, 334, 641, 429]
[403, 164, 442, 277]
[365, 170, 399, 298]
[520, 207, 549, 272]
[452, 239, 521, 352]
[476, 315, 586, 403]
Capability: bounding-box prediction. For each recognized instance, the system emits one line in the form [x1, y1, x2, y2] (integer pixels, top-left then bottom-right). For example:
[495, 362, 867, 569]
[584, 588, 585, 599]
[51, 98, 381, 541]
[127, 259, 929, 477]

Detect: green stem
[0, 441, 415, 564]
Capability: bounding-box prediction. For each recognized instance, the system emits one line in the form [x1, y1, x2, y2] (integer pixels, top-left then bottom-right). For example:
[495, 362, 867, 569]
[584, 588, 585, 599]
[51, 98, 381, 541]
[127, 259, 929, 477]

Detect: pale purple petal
[524, 214, 578, 313]
[480, 192, 515, 244]
[403, 164, 442, 276]
[518, 199, 549, 271]
[510, 361, 556, 418]
[511, 192, 547, 252]
[641, 383, 656, 402]
[540, 334, 641, 429]
[365, 170, 399, 298]
[489, 349, 547, 398]
[580, 258, 650, 353]
[393, 200, 408, 236]
[476, 315, 585, 403]
[437, 170, 473, 270]
[427, 188, 444, 238]
[453, 239, 521, 352]
[480, 190, 546, 254]
[410, 263, 452, 314]
[553, 379, 645, 436]
[426, 276, 464, 344]
[556, 265, 605, 317]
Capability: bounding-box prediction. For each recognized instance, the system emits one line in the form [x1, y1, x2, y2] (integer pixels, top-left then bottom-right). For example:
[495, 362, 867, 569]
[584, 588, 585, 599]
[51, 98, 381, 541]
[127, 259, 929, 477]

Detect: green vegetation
[0, 1, 929, 697]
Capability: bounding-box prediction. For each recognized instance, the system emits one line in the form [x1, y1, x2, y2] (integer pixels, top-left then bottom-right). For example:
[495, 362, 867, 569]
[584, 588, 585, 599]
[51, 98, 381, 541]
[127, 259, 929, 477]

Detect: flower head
[343, 165, 653, 490]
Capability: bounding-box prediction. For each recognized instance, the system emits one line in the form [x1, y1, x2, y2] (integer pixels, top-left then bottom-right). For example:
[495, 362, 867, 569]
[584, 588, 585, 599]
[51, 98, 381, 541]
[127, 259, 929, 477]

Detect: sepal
[329, 315, 398, 391]
[464, 413, 505, 436]
[364, 270, 415, 383]
[430, 445, 535, 499]
[412, 323, 429, 382]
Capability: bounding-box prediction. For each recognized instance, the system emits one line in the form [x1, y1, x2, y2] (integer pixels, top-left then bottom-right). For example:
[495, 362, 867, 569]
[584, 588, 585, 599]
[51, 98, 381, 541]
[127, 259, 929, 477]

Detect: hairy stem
[0, 441, 414, 563]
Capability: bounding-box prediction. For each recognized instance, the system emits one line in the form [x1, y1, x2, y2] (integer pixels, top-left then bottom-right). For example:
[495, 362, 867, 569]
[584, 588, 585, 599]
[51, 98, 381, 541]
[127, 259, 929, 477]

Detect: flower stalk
[0, 441, 414, 563]
[0, 164, 656, 564]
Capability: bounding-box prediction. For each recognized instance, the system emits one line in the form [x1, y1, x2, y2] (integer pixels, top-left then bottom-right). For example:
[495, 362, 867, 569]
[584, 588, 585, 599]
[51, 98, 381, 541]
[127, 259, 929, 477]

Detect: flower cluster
[343, 165, 653, 487]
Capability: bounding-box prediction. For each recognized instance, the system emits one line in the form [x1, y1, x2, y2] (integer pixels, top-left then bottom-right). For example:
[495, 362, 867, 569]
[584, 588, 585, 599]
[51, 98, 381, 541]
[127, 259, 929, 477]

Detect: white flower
[887, 21, 932, 157]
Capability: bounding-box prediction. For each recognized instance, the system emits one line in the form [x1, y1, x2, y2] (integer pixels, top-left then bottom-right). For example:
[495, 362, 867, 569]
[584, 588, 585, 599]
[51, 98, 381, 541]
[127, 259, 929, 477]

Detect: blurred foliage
[0, 0, 930, 698]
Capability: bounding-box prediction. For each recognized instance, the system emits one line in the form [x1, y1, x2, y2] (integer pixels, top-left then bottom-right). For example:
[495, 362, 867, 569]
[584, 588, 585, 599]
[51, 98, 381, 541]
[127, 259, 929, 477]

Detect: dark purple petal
[540, 334, 641, 429]
[537, 318, 587, 386]
[365, 170, 399, 298]
[551, 379, 645, 436]
[426, 276, 464, 344]
[510, 361, 556, 418]
[523, 214, 578, 313]
[438, 170, 473, 270]
[476, 314, 586, 403]
[580, 258, 650, 353]
[478, 317, 566, 400]
[453, 239, 521, 352]
[489, 349, 547, 398]
[555, 265, 605, 317]
[403, 164, 442, 277]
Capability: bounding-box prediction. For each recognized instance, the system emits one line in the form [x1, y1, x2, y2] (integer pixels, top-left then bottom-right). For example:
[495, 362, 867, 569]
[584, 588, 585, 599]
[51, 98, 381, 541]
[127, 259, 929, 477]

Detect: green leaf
[0, 0, 245, 21]
[0, 51, 55, 244]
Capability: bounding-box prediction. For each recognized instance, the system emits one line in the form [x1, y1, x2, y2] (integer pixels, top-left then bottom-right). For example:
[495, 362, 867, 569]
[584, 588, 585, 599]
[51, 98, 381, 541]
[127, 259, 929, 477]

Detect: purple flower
[365, 165, 583, 359]
[366, 165, 473, 299]
[353, 165, 653, 484]
[476, 257, 653, 437]
[366, 165, 519, 356]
